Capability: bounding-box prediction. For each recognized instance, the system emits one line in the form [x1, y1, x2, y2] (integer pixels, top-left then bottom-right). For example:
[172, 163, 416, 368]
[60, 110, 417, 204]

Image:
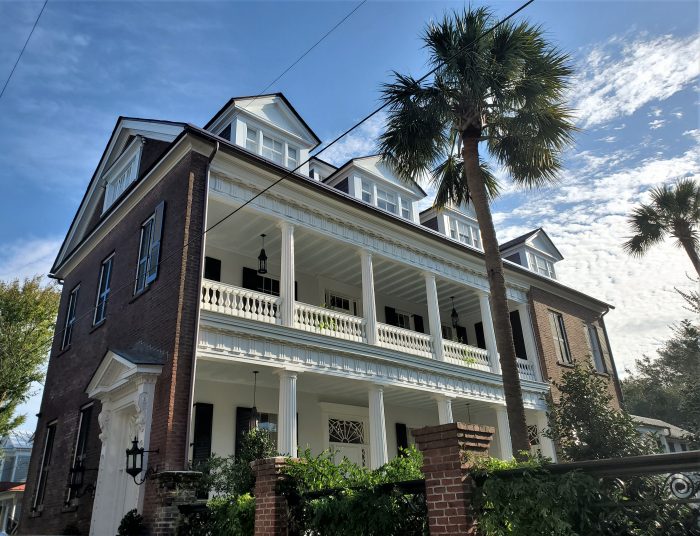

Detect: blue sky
[1, 1, 698, 430]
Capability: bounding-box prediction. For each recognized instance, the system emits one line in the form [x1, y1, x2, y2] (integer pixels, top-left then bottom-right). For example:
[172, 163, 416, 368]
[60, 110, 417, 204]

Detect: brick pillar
[412, 422, 494, 536]
[251, 456, 295, 536]
[151, 470, 202, 536]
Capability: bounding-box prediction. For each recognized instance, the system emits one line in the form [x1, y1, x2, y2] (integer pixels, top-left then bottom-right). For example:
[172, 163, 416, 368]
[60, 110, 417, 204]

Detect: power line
[47, 0, 536, 345]
[0, 0, 49, 101]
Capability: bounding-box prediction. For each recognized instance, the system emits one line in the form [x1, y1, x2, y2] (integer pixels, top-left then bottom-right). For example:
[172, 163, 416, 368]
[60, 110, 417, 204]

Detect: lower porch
[189, 360, 555, 470]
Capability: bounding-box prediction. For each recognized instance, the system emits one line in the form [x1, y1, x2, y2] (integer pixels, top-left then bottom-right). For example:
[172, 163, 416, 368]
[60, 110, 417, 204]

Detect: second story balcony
[199, 196, 543, 384]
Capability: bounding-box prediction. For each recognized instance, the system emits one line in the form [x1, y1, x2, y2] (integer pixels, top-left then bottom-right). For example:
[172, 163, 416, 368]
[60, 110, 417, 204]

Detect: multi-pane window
[135, 202, 164, 294]
[33, 421, 57, 510]
[549, 311, 573, 364]
[68, 404, 93, 502]
[245, 126, 258, 153]
[395, 310, 411, 330]
[441, 325, 453, 340]
[361, 180, 373, 203]
[262, 135, 284, 164]
[527, 252, 556, 278]
[449, 218, 481, 249]
[377, 188, 397, 214]
[61, 285, 79, 350]
[400, 198, 412, 219]
[93, 255, 113, 325]
[287, 146, 298, 169]
[327, 292, 355, 314]
[586, 324, 607, 373]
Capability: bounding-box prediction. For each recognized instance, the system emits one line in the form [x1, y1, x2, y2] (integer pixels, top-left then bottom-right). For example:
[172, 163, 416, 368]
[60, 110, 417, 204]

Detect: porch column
[424, 272, 445, 361]
[495, 405, 514, 460]
[478, 291, 500, 373]
[517, 302, 544, 381]
[435, 395, 454, 424]
[368, 384, 388, 469]
[277, 370, 298, 457]
[536, 411, 557, 461]
[360, 250, 378, 345]
[278, 221, 295, 328]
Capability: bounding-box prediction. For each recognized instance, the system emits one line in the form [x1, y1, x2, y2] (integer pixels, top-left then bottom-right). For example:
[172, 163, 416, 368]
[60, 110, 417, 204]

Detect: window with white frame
[33, 421, 57, 511]
[135, 202, 165, 294]
[67, 404, 93, 502]
[93, 255, 113, 325]
[262, 134, 284, 164]
[527, 252, 556, 278]
[361, 180, 373, 203]
[586, 324, 607, 373]
[104, 155, 139, 212]
[449, 218, 481, 249]
[377, 188, 397, 214]
[61, 285, 79, 350]
[287, 146, 298, 169]
[400, 197, 412, 219]
[395, 310, 411, 330]
[245, 126, 258, 153]
[327, 291, 356, 315]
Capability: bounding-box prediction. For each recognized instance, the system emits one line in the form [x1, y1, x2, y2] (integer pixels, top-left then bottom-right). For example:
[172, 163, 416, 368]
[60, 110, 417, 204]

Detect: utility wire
[0, 0, 49, 101]
[46, 0, 536, 345]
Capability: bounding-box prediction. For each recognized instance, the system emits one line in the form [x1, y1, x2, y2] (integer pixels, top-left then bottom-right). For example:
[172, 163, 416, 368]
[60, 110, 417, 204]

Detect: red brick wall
[528, 287, 623, 408]
[19, 150, 209, 535]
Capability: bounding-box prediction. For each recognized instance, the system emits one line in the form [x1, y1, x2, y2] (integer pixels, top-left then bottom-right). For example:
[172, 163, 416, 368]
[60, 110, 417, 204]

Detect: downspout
[599, 307, 625, 409]
[183, 140, 219, 466]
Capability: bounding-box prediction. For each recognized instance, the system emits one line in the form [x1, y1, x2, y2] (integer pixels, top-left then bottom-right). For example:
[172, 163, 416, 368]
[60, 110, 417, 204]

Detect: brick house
[19, 94, 623, 535]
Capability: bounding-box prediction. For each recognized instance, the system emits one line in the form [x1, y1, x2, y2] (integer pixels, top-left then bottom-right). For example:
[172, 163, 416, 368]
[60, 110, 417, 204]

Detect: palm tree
[379, 8, 575, 457]
[623, 178, 700, 277]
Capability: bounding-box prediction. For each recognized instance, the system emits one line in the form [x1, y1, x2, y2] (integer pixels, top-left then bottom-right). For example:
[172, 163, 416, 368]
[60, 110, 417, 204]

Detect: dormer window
[361, 180, 373, 203]
[262, 134, 284, 164]
[102, 139, 143, 213]
[377, 188, 397, 214]
[246, 127, 259, 153]
[527, 252, 556, 278]
[287, 146, 298, 169]
[400, 198, 412, 219]
[449, 217, 480, 249]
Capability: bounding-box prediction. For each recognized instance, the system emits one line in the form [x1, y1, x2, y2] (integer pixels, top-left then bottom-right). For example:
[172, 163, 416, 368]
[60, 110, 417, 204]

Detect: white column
[517, 303, 544, 381]
[435, 395, 454, 424]
[360, 250, 378, 345]
[478, 291, 500, 373]
[1, 500, 8, 532]
[496, 405, 514, 460]
[277, 370, 298, 457]
[536, 411, 557, 461]
[279, 221, 295, 328]
[368, 385, 388, 469]
[424, 272, 445, 361]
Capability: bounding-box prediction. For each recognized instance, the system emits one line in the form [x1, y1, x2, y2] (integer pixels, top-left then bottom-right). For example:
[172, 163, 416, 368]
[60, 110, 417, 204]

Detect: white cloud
[572, 33, 700, 128]
[0, 237, 62, 281]
[649, 119, 666, 130]
[319, 113, 386, 166]
[597, 135, 617, 143]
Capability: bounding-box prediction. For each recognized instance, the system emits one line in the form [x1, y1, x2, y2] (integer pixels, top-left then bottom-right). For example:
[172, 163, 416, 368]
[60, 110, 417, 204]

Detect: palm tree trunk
[462, 135, 531, 459]
[680, 238, 700, 278]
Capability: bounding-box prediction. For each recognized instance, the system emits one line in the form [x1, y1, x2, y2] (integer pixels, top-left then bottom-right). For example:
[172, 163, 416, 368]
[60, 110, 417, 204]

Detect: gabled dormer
[499, 228, 563, 279]
[323, 155, 426, 222]
[420, 202, 482, 251]
[204, 93, 320, 176]
[308, 156, 337, 182]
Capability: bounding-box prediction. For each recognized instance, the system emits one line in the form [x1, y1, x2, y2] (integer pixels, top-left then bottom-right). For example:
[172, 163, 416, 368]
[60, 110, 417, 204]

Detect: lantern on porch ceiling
[257, 234, 268, 274]
[450, 296, 459, 328]
[249, 370, 260, 431]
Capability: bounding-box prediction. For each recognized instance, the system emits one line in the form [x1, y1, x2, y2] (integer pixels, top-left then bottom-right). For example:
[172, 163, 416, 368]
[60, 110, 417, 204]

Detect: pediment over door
[86, 348, 163, 399]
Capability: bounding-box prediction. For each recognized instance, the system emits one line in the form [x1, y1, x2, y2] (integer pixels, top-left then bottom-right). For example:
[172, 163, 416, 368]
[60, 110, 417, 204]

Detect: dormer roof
[499, 227, 564, 261]
[324, 154, 427, 198]
[204, 93, 321, 148]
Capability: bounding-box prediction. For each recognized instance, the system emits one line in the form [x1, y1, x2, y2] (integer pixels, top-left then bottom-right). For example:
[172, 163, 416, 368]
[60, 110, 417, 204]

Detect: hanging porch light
[257, 234, 268, 274]
[450, 296, 459, 328]
[249, 370, 260, 431]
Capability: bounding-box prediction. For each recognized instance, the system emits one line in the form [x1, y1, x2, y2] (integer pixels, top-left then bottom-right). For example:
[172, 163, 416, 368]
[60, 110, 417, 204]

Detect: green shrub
[117, 509, 145, 536]
[176, 495, 255, 536]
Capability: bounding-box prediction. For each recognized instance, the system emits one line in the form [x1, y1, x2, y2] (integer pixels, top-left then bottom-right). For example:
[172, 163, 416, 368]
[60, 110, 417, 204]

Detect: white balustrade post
[360, 250, 378, 345]
[423, 272, 444, 361]
[536, 411, 557, 461]
[478, 291, 500, 373]
[276, 370, 298, 457]
[368, 384, 388, 469]
[495, 405, 514, 460]
[517, 302, 544, 381]
[279, 221, 295, 328]
[434, 395, 454, 424]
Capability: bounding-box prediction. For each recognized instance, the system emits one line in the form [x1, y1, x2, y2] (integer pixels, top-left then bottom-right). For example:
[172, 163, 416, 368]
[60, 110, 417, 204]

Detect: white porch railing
[377, 322, 434, 359]
[517, 358, 537, 381]
[443, 340, 491, 371]
[201, 280, 281, 324]
[294, 303, 365, 342]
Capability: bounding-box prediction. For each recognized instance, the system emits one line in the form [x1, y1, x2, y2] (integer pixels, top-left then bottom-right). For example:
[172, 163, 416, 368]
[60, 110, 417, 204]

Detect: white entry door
[328, 417, 369, 468]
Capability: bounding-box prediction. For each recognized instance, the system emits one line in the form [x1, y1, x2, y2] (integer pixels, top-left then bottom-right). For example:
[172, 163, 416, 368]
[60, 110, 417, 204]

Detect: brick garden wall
[19, 150, 209, 535]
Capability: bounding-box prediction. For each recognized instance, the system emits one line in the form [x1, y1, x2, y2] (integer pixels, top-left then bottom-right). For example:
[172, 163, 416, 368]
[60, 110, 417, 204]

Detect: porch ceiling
[196, 358, 499, 413]
[205, 200, 496, 318]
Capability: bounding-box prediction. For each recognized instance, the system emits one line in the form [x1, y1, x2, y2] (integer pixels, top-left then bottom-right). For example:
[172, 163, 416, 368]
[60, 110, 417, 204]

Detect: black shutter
[242, 267, 258, 291]
[192, 403, 213, 468]
[396, 423, 409, 455]
[510, 310, 527, 360]
[235, 407, 253, 459]
[413, 315, 425, 333]
[204, 257, 222, 282]
[385, 306, 398, 326]
[146, 201, 165, 285]
[475, 322, 486, 350]
[456, 325, 468, 345]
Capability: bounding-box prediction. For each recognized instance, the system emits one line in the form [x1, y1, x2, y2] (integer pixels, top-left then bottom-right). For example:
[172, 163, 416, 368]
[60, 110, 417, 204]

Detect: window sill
[56, 345, 72, 358]
[129, 285, 151, 304]
[30, 507, 43, 518]
[90, 320, 106, 333]
[61, 502, 79, 513]
[557, 361, 575, 368]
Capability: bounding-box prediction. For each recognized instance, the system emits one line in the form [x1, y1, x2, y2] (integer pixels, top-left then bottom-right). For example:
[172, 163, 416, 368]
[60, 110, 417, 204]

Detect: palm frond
[622, 204, 665, 256]
[431, 155, 500, 208]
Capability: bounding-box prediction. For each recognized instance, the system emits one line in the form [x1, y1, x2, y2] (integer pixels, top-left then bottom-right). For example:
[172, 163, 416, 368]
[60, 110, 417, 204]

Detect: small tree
[545, 363, 657, 461]
[0, 276, 60, 436]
